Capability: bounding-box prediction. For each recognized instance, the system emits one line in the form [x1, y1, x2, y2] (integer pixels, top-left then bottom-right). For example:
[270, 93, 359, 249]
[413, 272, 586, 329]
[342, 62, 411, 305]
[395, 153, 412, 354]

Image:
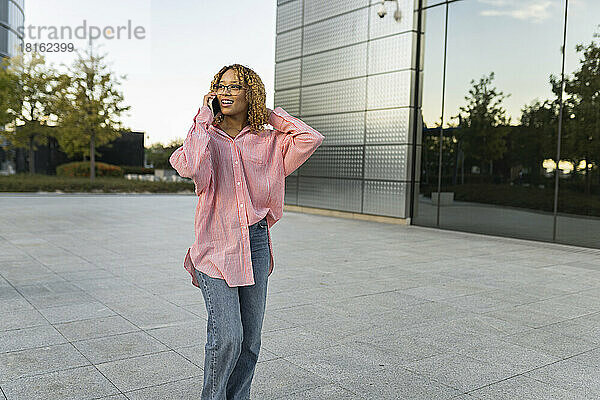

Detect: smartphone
[209, 96, 221, 116]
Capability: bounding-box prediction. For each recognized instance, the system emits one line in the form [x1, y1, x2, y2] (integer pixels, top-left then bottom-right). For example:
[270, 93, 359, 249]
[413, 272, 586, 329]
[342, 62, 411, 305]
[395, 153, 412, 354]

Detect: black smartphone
[210, 96, 221, 116]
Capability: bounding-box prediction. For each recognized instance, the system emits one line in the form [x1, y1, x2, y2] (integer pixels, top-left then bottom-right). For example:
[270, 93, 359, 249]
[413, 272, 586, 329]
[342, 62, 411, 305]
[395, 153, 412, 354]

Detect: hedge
[120, 165, 154, 175]
[0, 174, 193, 193]
[56, 161, 123, 178]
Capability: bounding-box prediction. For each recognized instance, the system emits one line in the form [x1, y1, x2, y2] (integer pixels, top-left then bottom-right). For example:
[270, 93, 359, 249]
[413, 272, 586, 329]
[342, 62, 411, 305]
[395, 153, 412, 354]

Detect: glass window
[0, 25, 8, 55]
[11, 0, 23, 11]
[412, 3, 447, 227]
[414, 0, 571, 245]
[0, 0, 8, 25]
[556, 1, 600, 248]
[9, 1, 24, 29]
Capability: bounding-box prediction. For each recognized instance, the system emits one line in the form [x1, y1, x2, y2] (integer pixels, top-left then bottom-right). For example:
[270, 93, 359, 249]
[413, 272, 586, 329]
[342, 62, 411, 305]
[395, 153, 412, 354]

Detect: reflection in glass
[413, 4, 447, 227]
[557, 2, 600, 248]
[413, 0, 589, 245]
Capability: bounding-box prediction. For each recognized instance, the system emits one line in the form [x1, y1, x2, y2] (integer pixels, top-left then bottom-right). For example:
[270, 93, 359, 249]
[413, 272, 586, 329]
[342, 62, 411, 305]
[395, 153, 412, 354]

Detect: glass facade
[274, 0, 599, 249]
[0, 0, 24, 58]
[413, 0, 600, 249]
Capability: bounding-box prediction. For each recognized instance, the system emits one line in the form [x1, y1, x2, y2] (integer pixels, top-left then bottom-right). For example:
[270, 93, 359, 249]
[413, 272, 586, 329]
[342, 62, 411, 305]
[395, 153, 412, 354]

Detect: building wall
[274, 0, 423, 219]
[0, 0, 24, 58]
[11, 131, 146, 174]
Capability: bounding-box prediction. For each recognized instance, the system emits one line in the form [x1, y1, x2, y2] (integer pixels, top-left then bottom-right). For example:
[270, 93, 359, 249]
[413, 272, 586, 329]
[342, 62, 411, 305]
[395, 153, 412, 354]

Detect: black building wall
[96, 131, 145, 167]
[5, 130, 145, 174]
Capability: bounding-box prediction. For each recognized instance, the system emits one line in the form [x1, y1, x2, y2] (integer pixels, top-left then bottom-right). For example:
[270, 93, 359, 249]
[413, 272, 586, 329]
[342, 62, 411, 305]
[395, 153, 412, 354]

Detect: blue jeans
[194, 216, 270, 400]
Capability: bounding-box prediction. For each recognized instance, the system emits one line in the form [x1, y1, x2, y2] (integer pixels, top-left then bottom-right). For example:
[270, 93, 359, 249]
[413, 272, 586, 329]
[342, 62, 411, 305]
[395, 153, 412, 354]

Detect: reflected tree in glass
[562, 26, 600, 197]
[453, 72, 511, 182]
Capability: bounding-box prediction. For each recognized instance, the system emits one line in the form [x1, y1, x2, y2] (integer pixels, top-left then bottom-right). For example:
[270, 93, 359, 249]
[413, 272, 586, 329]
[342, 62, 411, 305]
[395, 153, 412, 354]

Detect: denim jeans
[194, 216, 270, 400]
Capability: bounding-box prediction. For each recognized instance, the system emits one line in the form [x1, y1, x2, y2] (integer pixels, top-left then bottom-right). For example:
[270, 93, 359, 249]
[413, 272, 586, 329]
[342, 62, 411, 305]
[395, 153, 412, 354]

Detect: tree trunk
[585, 158, 591, 195]
[90, 130, 95, 181]
[28, 135, 35, 174]
[461, 151, 465, 185]
[452, 142, 459, 185]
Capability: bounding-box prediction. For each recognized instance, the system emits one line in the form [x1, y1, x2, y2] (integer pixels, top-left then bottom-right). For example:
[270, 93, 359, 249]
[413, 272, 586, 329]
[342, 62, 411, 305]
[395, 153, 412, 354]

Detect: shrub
[121, 165, 154, 175]
[56, 161, 124, 178]
[0, 174, 194, 193]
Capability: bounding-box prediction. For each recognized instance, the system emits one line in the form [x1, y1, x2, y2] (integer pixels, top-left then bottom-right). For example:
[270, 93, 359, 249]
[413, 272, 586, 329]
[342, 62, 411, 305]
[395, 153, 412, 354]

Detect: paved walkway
[1, 193, 599, 400]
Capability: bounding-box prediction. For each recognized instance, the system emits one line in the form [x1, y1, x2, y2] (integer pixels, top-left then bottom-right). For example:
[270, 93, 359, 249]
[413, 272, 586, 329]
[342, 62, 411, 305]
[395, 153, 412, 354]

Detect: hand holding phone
[203, 92, 219, 115]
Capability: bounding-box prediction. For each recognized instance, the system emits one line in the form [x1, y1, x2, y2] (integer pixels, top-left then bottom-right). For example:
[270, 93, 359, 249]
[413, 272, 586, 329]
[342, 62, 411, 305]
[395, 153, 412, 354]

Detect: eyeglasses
[216, 84, 246, 95]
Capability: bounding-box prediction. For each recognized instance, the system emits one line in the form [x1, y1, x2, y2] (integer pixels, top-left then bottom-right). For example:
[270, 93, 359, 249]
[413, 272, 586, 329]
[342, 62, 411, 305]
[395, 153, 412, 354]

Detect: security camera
[376, 0, 401, 22]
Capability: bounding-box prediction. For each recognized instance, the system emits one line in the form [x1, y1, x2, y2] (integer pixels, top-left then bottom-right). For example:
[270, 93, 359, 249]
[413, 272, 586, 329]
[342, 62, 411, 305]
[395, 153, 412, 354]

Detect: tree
[562, 26, 600, 195]
[454, 72, 511, 178]
[146, 139, 183, 169]
[0, 57, 21, 126]
[517, 93, 560, 184]
[0, 52, 61, 174]
[54, 43, 130, 181]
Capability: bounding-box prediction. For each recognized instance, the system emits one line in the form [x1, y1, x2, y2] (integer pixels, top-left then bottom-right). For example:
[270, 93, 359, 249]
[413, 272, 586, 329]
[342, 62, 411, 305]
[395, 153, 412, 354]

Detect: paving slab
[0, 343, 89, 383]
[1, 365, 120, 400]
[1, 194, 600, 399]
[94, 350, 201, 393]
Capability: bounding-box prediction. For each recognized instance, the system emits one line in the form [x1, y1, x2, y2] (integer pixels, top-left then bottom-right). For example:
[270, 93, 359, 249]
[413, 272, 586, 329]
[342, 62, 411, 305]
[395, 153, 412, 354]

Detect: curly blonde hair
[209, 64, 269, 134]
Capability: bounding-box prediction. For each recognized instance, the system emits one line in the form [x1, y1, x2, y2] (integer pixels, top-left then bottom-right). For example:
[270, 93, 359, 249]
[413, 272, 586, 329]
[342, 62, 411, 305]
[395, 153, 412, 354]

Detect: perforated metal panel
[301, 77, 367, 115]
[364, 144, 410, 181]
[275, 0, 421, 220]
[303, 8, 369, 56]
[366, 108, 412, 144]
[368, 32, 414, 74]
[276, 28, 302, 62]
[299, 146, 364, 178]
[301, 112, 365, 145]
[363, 180, 407, 217]
[284, 175, 298, 204]
[276, 0, 303, 34]
[275, 58, 302, 90]
[304, 0, 368, 25]
[367, 70, 412, 109]
[298, 177, 362, 212]
[274, 88, 301, 115]
[302, 43, 368, 86]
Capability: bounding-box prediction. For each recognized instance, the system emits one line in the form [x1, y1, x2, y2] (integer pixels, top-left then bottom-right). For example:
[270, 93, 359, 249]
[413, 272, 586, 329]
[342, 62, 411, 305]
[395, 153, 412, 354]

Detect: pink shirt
[169, 105, 324, 287]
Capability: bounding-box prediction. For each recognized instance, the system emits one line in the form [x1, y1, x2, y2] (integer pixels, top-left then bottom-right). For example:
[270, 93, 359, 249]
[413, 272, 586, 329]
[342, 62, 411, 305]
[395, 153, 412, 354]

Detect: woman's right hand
[203, 92, 217, 108]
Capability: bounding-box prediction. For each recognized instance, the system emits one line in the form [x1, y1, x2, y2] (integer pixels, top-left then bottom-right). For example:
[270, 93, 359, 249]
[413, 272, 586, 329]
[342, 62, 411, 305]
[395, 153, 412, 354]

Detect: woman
[169, 64, 324, 400]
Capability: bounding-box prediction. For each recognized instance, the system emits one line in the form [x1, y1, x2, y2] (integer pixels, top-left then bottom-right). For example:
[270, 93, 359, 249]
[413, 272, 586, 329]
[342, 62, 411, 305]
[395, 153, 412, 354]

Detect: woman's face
[216, 69, 249, 119]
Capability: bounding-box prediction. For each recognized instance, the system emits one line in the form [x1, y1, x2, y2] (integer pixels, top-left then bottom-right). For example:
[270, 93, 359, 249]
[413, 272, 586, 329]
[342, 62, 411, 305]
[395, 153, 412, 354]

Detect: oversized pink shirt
[169, 105, 324, 287]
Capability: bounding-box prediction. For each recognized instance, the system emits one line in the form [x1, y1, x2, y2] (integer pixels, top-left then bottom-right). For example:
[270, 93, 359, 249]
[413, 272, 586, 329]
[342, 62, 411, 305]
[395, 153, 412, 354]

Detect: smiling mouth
[221, 99, 234, 106]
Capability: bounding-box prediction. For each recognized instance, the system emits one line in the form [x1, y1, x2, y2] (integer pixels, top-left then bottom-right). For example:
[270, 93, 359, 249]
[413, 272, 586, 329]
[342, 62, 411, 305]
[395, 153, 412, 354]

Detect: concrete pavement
[1, 193, 599, 399]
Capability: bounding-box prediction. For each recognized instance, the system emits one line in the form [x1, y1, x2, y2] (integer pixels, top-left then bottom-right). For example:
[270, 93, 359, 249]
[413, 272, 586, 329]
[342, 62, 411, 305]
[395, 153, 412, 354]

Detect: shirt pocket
[243, 135, 269, 165]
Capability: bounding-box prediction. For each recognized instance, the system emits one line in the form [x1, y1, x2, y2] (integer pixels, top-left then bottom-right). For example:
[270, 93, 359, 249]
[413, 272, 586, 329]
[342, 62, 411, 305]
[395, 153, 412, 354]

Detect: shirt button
[240, 203, 244, 207]
[234, 161, 238, 165]
[237, 182, 240, 185]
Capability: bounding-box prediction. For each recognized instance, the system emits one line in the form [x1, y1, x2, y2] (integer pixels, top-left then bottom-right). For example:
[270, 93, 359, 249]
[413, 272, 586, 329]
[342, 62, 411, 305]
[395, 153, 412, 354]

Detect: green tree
[146, 138, 183, 169]
[562, 26, 600, 195]
[0, 52, 61, 174]
[454, 72, 511, 179]
[54, 44, 130, 181]
[0, 56, 21, 126]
